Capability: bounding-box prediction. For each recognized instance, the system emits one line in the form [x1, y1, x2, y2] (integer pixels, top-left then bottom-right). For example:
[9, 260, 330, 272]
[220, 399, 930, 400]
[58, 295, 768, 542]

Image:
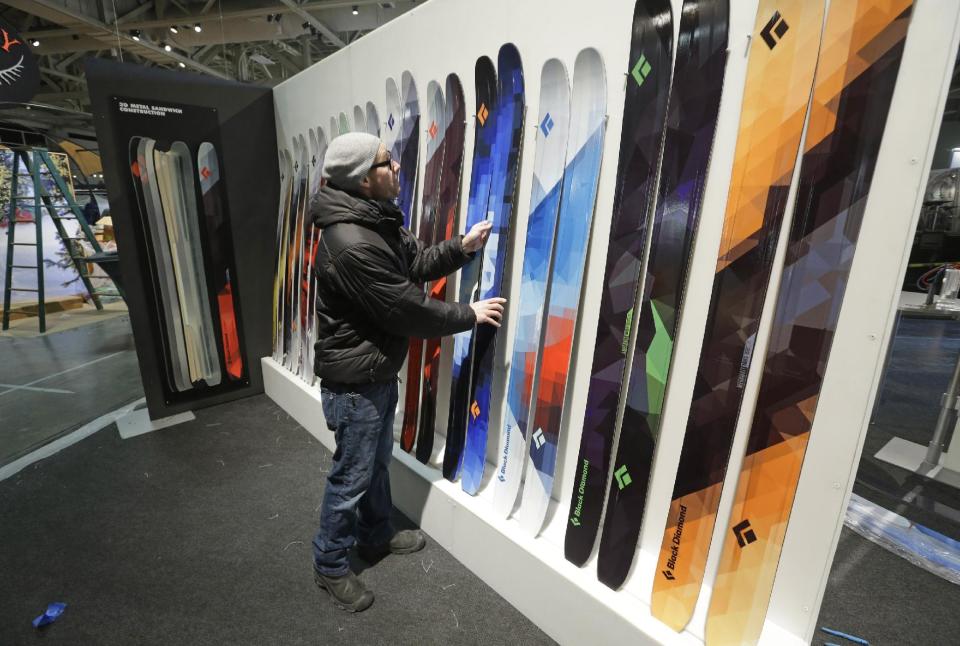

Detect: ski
[365, 101, 381, 137]
[442, 56, 497, 481]
[515, 47, 606, 532]
[491, 57, 571, 516]
[705, 3, 912, 644]
[305, 127, 328, 382]
[273, 148, 293, 363]
[353, 105, 367, 134]
[198, 141, 245, 381]
[417, 73, 467, 465]
[460, 43, 526, 495]
[563, 0, 674, 566]
[399, 71, 421, 231]
[338, 112, 350, 135]
[595, 0, 729, 590]
[153, 141, 221, 386]
[401, 80, 447, 453]
[130, 137, 188, 392]
[647, 0, 826, 616]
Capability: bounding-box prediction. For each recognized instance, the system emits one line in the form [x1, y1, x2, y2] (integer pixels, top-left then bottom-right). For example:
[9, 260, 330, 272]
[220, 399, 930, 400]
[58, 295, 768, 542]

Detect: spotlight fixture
[178, 62, 186, 68]
[163, 43, 172, 52]
[194, 23, 202, 33]
[169, 25, 178, 34]
[352, 5, 359, 15]
[30, 39, 40, 47]
[131, 29, 141, 41]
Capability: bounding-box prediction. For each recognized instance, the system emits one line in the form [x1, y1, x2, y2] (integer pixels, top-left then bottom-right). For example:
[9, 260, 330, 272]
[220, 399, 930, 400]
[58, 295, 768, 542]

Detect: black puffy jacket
[311, 184, 476, 384]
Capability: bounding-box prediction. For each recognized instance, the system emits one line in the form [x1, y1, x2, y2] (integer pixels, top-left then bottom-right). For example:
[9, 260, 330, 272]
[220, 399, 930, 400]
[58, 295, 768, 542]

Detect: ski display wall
[492, 57, 571, 516]
[705, 3, 913, 644]
[122, 98, 249, 403]
[596, 0, 729, 590]
[563, 0, 674, 566]
[417, 73, 467, 465]
[460, 43, 526, 495]
[90, 62, 275, 417]
[401, 81, 448, 453]
[648, 0, 826, 620]
[442, 56, 498, 481]
[515, 48, 606, 532]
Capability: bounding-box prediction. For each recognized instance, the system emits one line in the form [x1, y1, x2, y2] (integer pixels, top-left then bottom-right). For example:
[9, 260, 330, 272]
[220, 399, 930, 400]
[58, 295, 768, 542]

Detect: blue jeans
[312, 380, 398, 576]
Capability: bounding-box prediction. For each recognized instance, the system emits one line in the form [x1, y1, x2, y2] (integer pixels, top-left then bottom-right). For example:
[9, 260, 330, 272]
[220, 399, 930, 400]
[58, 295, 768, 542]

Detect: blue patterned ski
[442, 56, 498, 481]
[491, 58, 571, 514]
[516, 48, 607, 534]
[460, 43, 526, 495]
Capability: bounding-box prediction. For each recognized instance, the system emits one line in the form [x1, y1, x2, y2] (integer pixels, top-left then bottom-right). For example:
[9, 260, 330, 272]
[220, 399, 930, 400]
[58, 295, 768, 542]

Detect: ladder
[2, 147, 104, 333]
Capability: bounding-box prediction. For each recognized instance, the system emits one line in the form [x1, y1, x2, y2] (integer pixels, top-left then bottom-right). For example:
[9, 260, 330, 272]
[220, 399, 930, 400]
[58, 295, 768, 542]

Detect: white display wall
[266, 1, 960, 643]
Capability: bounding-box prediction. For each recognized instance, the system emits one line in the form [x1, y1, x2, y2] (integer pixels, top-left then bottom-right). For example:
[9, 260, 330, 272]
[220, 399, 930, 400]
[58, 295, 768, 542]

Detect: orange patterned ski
[704, 2, 913, 644]
[650, 0, 826, 630]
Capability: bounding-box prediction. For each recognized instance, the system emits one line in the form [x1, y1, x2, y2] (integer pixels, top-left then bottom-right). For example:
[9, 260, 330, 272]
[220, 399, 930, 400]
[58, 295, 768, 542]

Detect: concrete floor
[0, 307, 143, 465]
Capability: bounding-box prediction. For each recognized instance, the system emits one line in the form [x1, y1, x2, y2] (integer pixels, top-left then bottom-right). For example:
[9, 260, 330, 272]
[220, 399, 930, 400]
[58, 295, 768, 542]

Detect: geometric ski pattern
[598, 0, 730, 592]
[516, 47, 606, 535]
[564, 0, 674, 567]
[399, 71, 421, 230]
[401, 80, 447, 453]
[443, 56, 498, 482]
[417, 73, 467, 465]
[653, 0, 828, 627]
[492, 57, 570, 517]
[706, 3, 913, 644]
[461, 43, 526, 496]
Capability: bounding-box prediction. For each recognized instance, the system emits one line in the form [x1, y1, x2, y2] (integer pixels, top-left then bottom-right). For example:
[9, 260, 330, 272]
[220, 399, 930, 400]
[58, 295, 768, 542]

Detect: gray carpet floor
[0, 394, 555, 646]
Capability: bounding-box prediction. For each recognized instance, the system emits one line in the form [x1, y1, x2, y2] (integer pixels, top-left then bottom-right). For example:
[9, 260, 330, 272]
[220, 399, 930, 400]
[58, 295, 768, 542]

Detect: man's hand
[463, 220, 493, 253]
[471, 297, 506, 327]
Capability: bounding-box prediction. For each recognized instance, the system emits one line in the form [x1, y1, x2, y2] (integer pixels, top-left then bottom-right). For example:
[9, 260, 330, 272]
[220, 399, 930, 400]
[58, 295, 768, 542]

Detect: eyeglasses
[369, 152, 393, 170]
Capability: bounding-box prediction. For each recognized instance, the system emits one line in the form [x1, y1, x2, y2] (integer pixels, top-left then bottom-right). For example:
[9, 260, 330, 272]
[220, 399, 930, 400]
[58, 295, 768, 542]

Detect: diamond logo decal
[200, 166, 211, 179]
[387, 113, 396, 130]
[631, 53, 653, 88]
[760, 11, 790, 50]
[540, 113, 554, 137]
[532, 428, 545, 450]
[470, 401, 481, 420]
[428, 120, 438, 139]
[614, 465, 632, 490]
[477, 103, 489, 126]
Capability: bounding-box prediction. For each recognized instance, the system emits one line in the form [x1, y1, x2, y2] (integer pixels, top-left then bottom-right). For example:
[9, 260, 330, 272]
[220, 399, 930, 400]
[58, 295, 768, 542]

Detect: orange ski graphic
[705, 2, 913, 644]
[651, 0, 827, 631]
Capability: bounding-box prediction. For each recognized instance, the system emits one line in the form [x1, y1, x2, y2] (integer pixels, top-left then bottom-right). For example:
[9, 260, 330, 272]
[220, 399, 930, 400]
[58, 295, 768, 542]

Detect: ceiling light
[178, 62, 186, 68]
[163, 43, 172, 52]
[31, 39, 40, 47]
[194, 23, 202, 33]
[352, 5, 359, 15]
[169, 25, 178, 34]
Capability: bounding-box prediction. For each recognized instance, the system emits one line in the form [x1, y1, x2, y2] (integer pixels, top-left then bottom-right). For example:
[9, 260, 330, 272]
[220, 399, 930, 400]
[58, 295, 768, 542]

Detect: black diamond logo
[760, 11, 789, 49]
[733, 519, 758, 548]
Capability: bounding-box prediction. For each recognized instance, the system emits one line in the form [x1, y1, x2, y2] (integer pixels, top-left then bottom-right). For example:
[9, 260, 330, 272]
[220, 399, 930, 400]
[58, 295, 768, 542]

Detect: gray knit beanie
[322, 132, 382, 189]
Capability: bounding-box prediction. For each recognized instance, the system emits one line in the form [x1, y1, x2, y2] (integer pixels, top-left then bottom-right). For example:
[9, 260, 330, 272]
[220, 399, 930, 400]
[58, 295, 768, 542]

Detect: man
[309, 132, 505, 612]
